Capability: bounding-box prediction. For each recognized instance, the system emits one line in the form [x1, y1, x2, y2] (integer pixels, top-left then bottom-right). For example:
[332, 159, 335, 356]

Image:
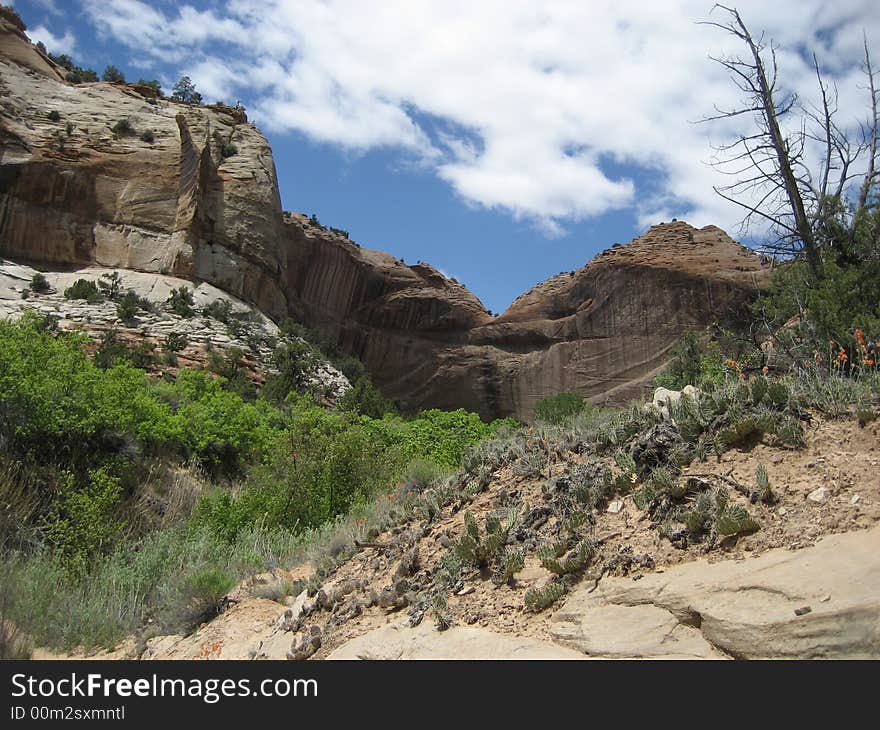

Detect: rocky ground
[36, 405, 879, 661]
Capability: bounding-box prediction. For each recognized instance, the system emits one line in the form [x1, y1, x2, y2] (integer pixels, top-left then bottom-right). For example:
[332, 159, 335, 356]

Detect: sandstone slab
[552, 525, 880, 659]
[326, 621, 586, 660]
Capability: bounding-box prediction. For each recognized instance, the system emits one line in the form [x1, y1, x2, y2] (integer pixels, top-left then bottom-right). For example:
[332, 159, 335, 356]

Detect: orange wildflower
[762, 365, 769, 373]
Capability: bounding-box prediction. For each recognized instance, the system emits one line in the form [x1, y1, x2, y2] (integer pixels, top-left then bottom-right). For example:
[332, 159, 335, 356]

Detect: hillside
[40, 388, 880, 660]
[0, 18, 770, 420]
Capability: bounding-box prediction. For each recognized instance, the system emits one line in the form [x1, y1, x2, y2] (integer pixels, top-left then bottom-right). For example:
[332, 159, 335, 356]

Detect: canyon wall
[0, 20, 770, 420]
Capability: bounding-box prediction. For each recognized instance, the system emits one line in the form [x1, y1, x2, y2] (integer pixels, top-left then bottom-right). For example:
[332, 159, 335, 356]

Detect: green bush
[655, 332, 726, 389]
[29, 272, 50, 293]
[140, 129, 155, 143]
[102, 65, 125, 83]
[115, 290, 141, 321]
[47, 110, 61, 122]
[533, 392, 587, 424]
[337, 376, 396, 418]
[167, 286, 195, 317]
[93, 329, 129, 370]
[63, 278, 103, 303]
[42, 467, 126, 576]
[221, 142, 238, 159]
[112, 118, 134, 137]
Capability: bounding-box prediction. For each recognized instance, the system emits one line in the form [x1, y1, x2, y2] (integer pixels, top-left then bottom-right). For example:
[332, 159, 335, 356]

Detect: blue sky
[13, 0, 879, 314]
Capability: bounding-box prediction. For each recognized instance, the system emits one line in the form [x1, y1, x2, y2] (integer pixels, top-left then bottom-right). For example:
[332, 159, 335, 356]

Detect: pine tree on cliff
[171, 76, 202, 104]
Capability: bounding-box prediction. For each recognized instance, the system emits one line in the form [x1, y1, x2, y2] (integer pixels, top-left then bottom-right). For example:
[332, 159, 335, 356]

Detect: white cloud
[80, 0, 880, 237]
[27, 25, 76, 55]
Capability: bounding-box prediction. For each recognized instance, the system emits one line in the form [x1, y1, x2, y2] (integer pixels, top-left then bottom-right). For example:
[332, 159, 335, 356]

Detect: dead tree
[700, 4, 878, 275]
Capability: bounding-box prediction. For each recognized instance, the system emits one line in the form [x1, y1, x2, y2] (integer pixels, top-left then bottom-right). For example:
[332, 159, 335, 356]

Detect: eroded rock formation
[0, 21, 771, 420]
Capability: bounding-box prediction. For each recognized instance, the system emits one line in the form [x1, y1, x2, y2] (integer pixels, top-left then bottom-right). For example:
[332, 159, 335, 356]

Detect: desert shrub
[102, 65, 125, 83]
[0, 570, 31, 659]
[127, 340, 156, 369]
[140, 129, 155, 143]
[533, 392, 587, 424]
[47, 109, 61, 122]
[221, 142, 238, 159]
[97, 271, 123, 300]
[655, 331, 726, 389]
[399, 458, 445, 496]
[202, 298, 234, 323]
[261, 339, 319, 403]
[93, 329, 129, 370]
[164, 332, 188, 354]
[166, 286, 195, 317]
[112, 117, 134, 136]
[137, 79, 162, 96]
[170, 567, 235, 629]
[29, 272, 50, 293]
[63, 278, 103, 303]
[115, 290, 141, 322]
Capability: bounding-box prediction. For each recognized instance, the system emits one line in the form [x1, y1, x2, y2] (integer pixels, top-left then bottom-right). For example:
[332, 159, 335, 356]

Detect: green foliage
[365, 409, 516, 471]
[47, 52, 98, 83]
[63, 278, 103, 303]
[221, 142, 238, 159]
[167, 286, 195, 317]
[42, 467, 126, 576]
[399, 458, 444, 495]
[753, 252, 880, 370]
[115, 290, 141, 321]
[102, 64, 125, 83]
[127, 340, 156, 369]
[98, 271, 123, 300]
[47, 109, 61, 122]
[112, 117, 134, 137]
[93, 329, 128, 370]
[163, 332, 188, 355]
[140, 129, 155, 143]
[337, 376, 396, 418]
[29, 272, 50, 293]
[171, 76, 202, 104]
[533, 392, 587, 424]
[137, 79, 163, 95]
[202, 298, 234, 323]
[655, 332, 726, 389]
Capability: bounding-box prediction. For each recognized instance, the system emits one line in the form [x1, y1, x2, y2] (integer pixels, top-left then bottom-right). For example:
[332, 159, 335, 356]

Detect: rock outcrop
[0, 22, 771, 420]
[551, 524, 880, 659]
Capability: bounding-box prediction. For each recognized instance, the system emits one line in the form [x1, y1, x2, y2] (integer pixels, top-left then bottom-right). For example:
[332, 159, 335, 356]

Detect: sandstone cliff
[282, 216, 770, 419]
[0, 21, 771, 420]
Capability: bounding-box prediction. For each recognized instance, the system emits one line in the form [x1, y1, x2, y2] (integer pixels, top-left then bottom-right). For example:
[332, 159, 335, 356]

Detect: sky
[11, 0, 880, 314]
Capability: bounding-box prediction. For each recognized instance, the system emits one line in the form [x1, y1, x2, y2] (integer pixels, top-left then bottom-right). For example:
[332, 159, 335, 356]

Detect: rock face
[551, 524, 880, 659]
[0, 22, 771, 420]
[0, 16, 288, 321]
[284, 217, 770, 419]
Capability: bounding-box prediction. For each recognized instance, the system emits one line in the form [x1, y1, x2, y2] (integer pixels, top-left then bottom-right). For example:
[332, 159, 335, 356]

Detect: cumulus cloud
[79, 0, 880, 237]
[26, 25, 76, 55]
